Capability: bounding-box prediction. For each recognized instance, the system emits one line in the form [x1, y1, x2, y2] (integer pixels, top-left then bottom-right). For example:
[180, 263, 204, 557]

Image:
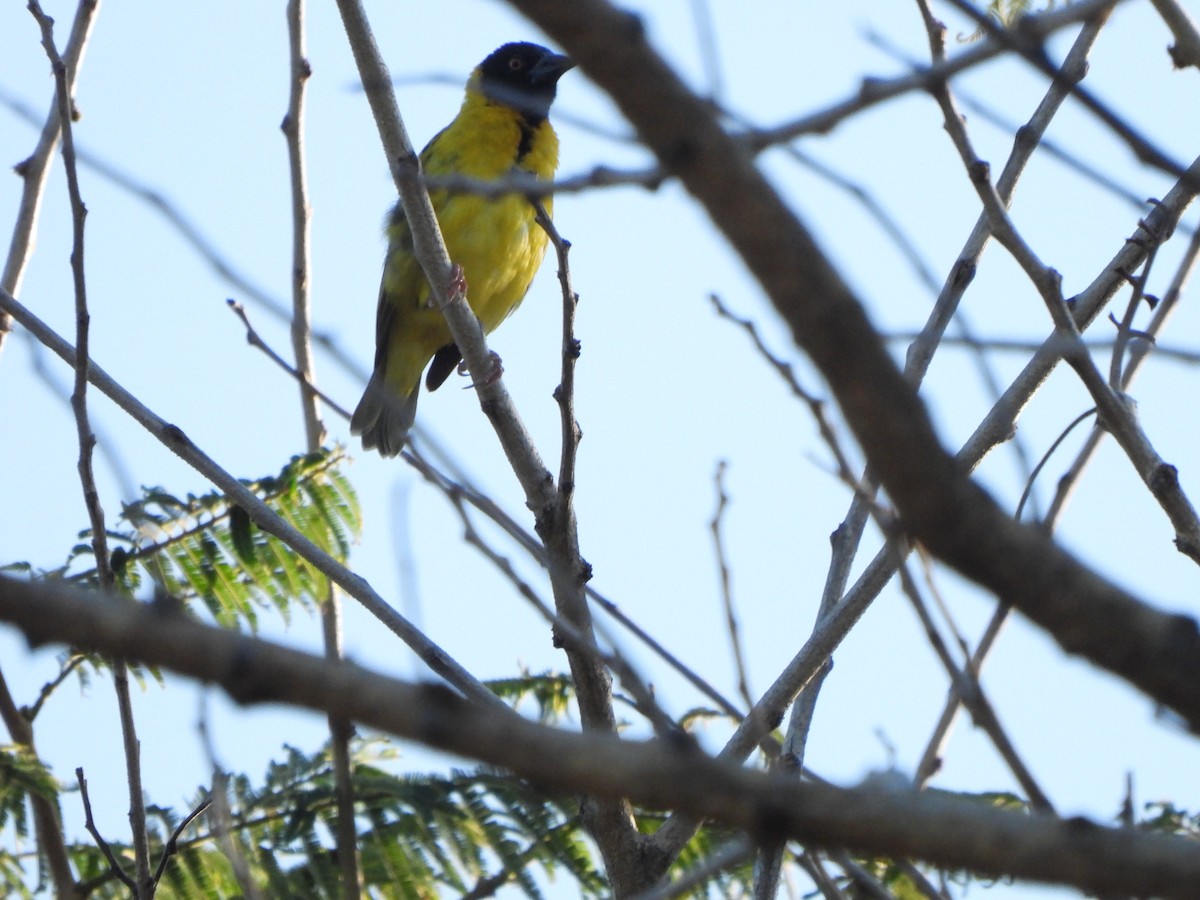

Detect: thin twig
[688, 0, 724, 101]
[151, 796, 211, 885]
[76, 766, 137, 893]
[425, 163, 664, 198]
[403, 440, 753, 728]
[1108, 244, 1160, 389]
[1014, 408, 1098, 524]
[26, 652, 87, 721]
[628, 837, 754, 900]
[281, 2, 359, 895]
[895, 554, 1054, 813]
[710, 295, 859, 483]
[886, 332, 1200, 366]
[710, 461, 754, 712]
[227, 300, 352, 420]
[442, 484, 684, 740]
[29, 3, 151, 895]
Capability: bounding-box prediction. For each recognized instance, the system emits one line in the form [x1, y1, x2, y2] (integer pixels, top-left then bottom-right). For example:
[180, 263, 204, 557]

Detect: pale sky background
[2, 1, 1200, 896]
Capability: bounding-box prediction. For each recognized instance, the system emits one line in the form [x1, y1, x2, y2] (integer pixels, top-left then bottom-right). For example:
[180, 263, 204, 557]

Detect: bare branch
[282, 0, 324, 452]
[0, 0, 99, 358]
[950, 97, 1200, 564]
[76, 767, 136, 893]
[281, 2, 359, 895]
[710, 461, 753, 712]
[629, 836, 753, 900]
[897, 553, 1052, 813]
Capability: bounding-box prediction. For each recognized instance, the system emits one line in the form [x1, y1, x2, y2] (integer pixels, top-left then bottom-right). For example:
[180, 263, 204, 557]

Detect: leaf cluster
[60, 447, 360, 631]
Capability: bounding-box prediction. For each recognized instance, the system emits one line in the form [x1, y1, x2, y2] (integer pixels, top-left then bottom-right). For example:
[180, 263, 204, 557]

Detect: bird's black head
[476, 42, 573, 124]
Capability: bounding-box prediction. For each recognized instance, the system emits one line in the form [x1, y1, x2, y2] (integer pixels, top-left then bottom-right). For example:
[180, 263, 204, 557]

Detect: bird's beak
[529, 52, 574, 85]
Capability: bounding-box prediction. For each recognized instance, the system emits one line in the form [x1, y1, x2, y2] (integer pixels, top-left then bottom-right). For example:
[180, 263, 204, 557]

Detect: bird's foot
[459, 351, 504, 388]
[443, 264, 468, 305]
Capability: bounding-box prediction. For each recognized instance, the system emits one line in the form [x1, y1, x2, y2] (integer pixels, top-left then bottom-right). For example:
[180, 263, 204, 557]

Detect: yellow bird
[351, 42, 574, 456]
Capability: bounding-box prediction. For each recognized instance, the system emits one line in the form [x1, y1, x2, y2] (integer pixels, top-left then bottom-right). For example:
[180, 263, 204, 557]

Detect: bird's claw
[448, 264, 468, 301]
[459, 351, 504, 389]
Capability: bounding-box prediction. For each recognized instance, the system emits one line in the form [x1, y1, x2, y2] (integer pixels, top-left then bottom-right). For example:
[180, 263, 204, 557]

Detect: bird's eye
[508, 57, 524, 72]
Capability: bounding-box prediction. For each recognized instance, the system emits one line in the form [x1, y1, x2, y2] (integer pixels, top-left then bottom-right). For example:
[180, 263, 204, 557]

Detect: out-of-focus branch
[283, 0, 324, 452]
[281, 2, 359, 897]
[0, 0, 99, 359]
[0, 666, 76, 895]
[750, 0, 1125, 149]
[944, 0, 1196, 190]
[887, 332, 1200, 365]
[710, 461, 754, 713]
[1149, 0, 1200, 69]
[3, 573, 1200, 898]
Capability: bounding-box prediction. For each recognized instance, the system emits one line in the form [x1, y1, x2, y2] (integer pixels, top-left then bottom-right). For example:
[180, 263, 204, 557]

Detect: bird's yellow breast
[379, 89, 559, 396]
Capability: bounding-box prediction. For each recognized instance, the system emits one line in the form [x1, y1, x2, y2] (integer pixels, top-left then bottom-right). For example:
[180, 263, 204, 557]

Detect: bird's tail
[351, 371, 418, 457]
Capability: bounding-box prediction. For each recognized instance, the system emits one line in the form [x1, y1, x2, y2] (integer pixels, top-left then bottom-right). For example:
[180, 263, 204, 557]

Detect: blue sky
[3, 1, 1200, 895]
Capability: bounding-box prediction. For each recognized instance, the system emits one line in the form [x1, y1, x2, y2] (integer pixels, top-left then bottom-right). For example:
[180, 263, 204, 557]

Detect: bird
[351, 42, 574, 457]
